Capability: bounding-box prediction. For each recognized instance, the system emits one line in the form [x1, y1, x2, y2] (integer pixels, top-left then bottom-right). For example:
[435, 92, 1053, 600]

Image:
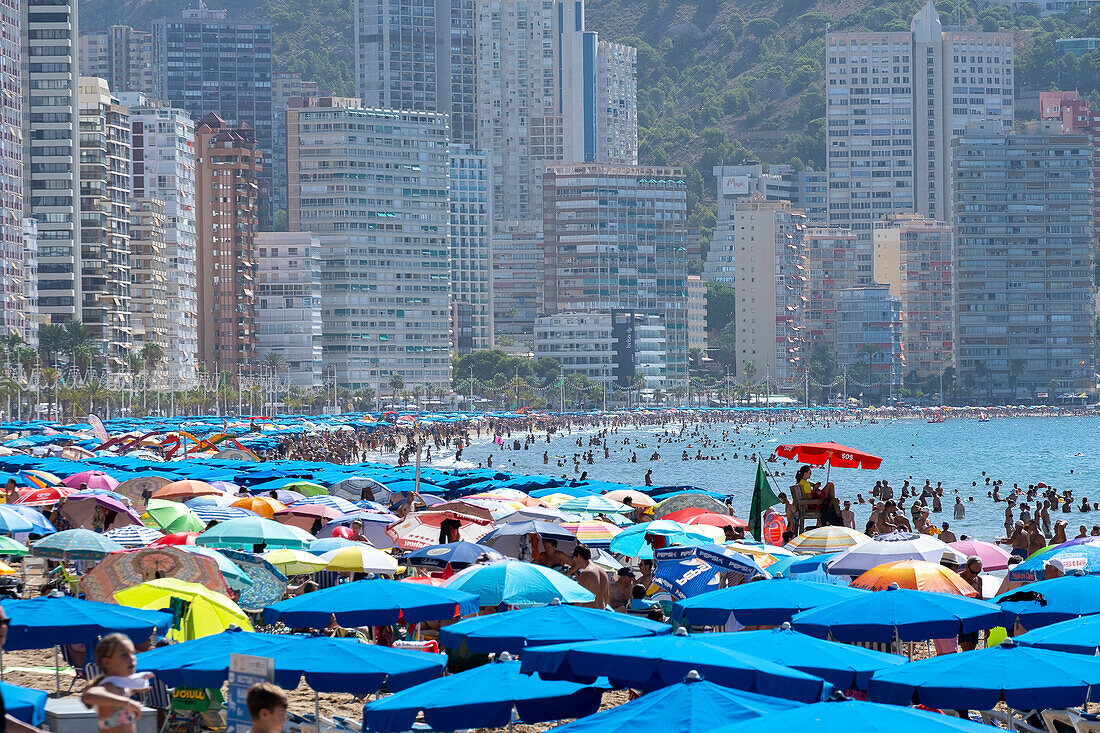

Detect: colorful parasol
[851, 559, 977, 596]
[218, 549, 288, 612]
[14, 486, 73, 506]
[152, 480, 223, 502]
[786, 527, 870, 555]
[387, 510, 495, 550]
[30, 529, 124, 561]
[561, 520, 623, 547]
[81, 546, 229, 602]
[230, 496, 287, 519]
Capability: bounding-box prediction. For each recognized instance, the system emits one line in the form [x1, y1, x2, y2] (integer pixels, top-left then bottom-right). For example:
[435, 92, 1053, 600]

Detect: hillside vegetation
[81, 0, 1100, 249]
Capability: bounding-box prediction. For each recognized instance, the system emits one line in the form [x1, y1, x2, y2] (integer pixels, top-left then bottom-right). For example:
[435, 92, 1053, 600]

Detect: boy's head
[247, 682, 288, 733]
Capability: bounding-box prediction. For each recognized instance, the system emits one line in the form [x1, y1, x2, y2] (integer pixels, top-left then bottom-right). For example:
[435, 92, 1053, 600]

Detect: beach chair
[790, 489, 822, 533]
[1061, 709, 1100, 733]
[1042, 708, 1081, 733]
[981, 709, 1047, 733]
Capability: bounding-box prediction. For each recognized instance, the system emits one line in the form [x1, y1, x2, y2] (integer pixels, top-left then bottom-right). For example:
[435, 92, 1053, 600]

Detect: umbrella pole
[314, 690, 320, 731]
[54, 645, 60, 696]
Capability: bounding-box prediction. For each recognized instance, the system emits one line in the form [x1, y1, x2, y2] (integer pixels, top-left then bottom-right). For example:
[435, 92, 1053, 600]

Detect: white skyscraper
[449, 145, 493, 354]
[561, 31, 637, 165]
[287, 99, 452, 390]
[257, 231, 324, 388]
[825, 0, 1013, 245]
[120, 93, 197, 384]
[475, 0, 581, 221]
[0, 0, 22, 343]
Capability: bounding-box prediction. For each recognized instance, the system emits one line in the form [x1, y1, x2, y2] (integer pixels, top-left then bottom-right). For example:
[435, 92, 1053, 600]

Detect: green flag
[748, 459, 779, 541]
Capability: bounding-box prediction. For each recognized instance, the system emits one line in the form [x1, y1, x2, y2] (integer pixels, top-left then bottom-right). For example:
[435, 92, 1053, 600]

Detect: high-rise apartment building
[121, 93, 198, 384]
[686, 275, 707, 354]
[953, 120, 1095, 400]
[19, 220, 38, 347]
[542, 164, 690, 384]
[804, 227, 861, 352]
[23, 0, 79, 333]
[271, 73, 329, 217]
[836, 285, 903, 394]
[195, 113, 261, 376]
[128, 197, 167, 352]
[729, 199, 807, 386]
[286, 99, 452, 390]
[705, 165, 827, 283]
[873, 214, 953, 378]
[826, 0, 1013, 246]
[0, 0, 21, 343]
[449, 145, 493, 354]
[78, 77, 132, 364]
[1039, 90, 1100, 248]
[490, 220, 543, 346]
[256, 231, 323, 388]
[151, 7, 273, 228]
[78, 26, 154, 96]
[354, 0, 477, 146]
[476, 0, 581, 221]
[560, 31, 637, 165]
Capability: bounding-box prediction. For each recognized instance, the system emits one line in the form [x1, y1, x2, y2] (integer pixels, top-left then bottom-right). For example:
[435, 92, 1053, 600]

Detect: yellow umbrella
[0, 561, 15, 575]
[320, 546, 399, 574]
[114, 577, 253, 640]
[262, 549, 328, 575]
[538, 493, 576, 507]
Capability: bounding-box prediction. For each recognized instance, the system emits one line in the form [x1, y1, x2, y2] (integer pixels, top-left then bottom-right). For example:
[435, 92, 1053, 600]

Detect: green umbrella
[195, 517, 312, 550]
[143, 499, 205, 534]
[0, 535, 29, 556]
[278, 481, 329, 497]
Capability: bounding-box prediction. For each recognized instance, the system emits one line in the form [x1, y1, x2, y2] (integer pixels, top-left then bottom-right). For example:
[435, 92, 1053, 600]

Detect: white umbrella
[498, 506, 567, 524]
[320, 546, 399, 574]
[103, 525, 165, 548]
[827, 532, 966, 576]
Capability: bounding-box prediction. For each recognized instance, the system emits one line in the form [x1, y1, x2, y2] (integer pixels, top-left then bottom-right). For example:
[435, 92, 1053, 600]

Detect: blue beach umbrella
[653, 557, 723, 599]
[708, 699, 995, 733]
[0, 506, 35, 534]
[688, 624, 905, 690]
[655, 545, 769, 580]
[673, 578, 867, 627]
[1008, 544, 1100, 582]
[401, 541, 504, 569]
[263, 578, 479, 627]
[362, 658, 603, 732]
[103, 524, 165, 548]
[307, 536, 362, 554]
[1016, 613, 1100, 654]
[30, 529, 124, 561]
[438, 598, 670, 653]
[0, 681, 47, 726]
[195, 516, 312, 550]
[868, 640, 1100, 710]
[4, 505, 55, 536]
[190, 506, 258, 522]
[549, 671, 798, 733]
[138, 628, 444, 694]
[792, 585, 1003, 643]
[1, 596, 173, 651]
[443, 560, 594, 607]
[994, 574, 1100, 628]
[608, 521, 712, 559]
[178, 546, 253, 589]
[290, 495, 359, 514]
[519, 628, 832, 702]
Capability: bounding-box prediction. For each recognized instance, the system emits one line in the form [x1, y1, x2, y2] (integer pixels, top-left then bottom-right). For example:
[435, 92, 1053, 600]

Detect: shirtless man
[875, 500, 899, 535]
[537, 539, 574, 569]
[608, 568, 635, 611]
[998, 520, 1028, 558]
[572, 545, 609, 608]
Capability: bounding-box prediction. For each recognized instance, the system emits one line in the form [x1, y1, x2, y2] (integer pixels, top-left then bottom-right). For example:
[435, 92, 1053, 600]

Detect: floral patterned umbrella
[115, 476, 172, 512]
[80, 546, 228, 602]
[218, 548, 287, 612]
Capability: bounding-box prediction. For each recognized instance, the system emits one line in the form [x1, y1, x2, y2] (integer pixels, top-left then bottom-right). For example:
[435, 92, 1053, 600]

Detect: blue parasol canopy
[548, 672, 797, 733]
[2, 596, 173, 650]
[707, 699, 994, 733]
[438, 598, 670, 653]
[138, 628, 444, 694]
[1016, 613, 1100, 654]
[792, 585, 1003, 643]
[362, 659, 603, 732]
[994, 574, 1100, 629]
[0, 681, 48, 726]
[868, 640, 1100, 710]
[673, 578, 866, 627]
[262, 578, 479, 626]
[401, 541, 504, 569]
[519, 628, 832, 702]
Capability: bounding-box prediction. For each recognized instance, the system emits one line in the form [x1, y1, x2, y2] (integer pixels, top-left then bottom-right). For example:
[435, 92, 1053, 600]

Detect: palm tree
[1007, 358, 1026, 402]
[40, 366, 59, 419]
[62, 321, 95, 371]
[387, 373, 405, 408]
[140, 342, 165, 374]
[741, 361, 757, 405]
[14, 347, 37, 380]
[262, 352, 288, 374]
[37, 324, 66, 366]
[857, 344, 880, 402]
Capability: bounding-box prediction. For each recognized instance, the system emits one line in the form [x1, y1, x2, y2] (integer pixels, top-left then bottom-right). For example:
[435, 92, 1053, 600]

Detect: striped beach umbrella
[191, 506, 258, 523]
[104, 525, 166, 548]
[19, 470, 61, 489]
[289, 495, 359, 514]
[786, 527, 869, 555]
[561, 520, 623, 548]
[559, 495, 631, 514]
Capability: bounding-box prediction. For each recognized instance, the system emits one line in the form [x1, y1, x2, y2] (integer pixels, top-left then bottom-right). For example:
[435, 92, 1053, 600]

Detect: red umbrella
[661, 508, 708, 523]
[274, 504, 343, 531]
[14, 486, 74, 506]
[148, 531, 200, 547]
[683, 512, 748, 530]
[775, 442, 882, 470]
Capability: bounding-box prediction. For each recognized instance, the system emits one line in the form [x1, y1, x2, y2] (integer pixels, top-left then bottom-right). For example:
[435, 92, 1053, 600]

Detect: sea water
[449, 415, 1100, 542]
